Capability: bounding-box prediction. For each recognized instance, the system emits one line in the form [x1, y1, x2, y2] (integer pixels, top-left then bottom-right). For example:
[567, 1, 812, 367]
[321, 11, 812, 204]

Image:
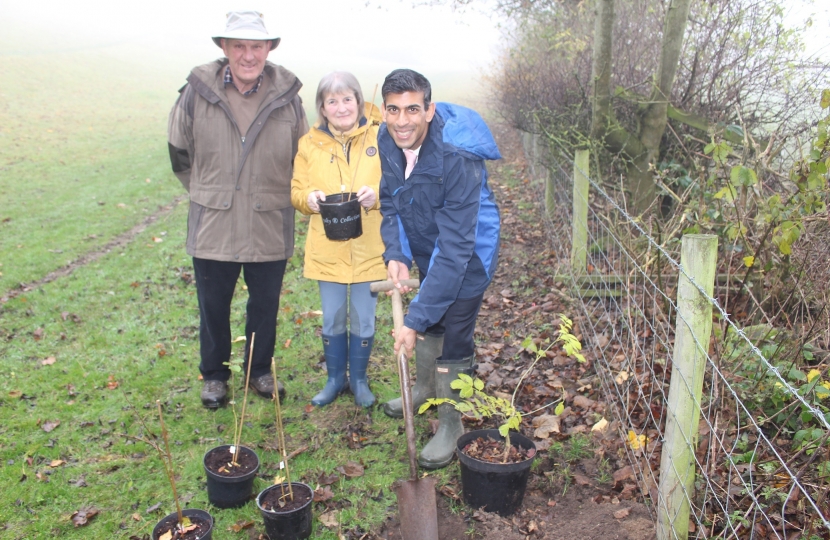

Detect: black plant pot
[456, 428, 537, 516]
[318, 193, 362, 240]
[152, 508, 213, 540]
[203, 444, 260, 509]
[256, 482, 314, 540]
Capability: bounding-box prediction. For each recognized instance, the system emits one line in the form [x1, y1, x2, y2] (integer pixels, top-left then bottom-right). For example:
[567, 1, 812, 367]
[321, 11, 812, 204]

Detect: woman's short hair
[315, 71, 364, 126]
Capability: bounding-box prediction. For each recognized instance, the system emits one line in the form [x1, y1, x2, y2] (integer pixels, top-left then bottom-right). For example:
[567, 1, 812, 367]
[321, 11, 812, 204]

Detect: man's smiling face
[382, 91, 436, 151]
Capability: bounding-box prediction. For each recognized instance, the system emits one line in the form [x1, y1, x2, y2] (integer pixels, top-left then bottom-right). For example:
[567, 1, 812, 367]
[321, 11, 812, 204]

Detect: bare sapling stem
[157, 400, 183, 526]
[234, 332, 256, 464]
[347, 83, 379, 199]
[271, 358, 294, 501]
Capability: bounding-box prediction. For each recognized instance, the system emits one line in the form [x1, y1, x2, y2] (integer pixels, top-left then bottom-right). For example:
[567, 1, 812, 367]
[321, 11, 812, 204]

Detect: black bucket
[456, 429, 536, 516]
[152, 508, 213, 540]
[203, 445, 259, 509]
[318, 193, 362, 241]
[256, 482, 314, 540]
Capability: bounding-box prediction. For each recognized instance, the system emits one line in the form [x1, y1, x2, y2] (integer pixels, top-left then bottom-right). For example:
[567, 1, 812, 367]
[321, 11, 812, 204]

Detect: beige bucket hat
[212, 11, 280, 50]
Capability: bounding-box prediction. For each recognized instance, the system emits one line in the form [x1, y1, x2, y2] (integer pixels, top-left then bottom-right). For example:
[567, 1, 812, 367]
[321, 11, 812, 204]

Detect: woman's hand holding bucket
[355, 186, 376, 209]
[307, 190, 326, 213]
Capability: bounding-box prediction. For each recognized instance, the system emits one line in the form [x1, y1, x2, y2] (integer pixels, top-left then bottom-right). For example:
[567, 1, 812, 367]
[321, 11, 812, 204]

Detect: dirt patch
[0, 195, 186, 303]
[380, 484, 654, 540]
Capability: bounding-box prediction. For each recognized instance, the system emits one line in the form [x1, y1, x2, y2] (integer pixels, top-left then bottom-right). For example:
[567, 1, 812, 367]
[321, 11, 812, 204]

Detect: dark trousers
[193, 257, 287, 381]
[425, 293, 485, 360]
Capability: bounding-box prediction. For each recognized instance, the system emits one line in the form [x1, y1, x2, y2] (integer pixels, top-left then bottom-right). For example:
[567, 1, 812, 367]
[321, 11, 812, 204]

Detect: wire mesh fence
[519, 132, 830, 539]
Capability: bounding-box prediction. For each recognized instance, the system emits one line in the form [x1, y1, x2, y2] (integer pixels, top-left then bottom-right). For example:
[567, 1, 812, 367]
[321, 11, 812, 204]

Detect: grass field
[0, 42, 437, 539]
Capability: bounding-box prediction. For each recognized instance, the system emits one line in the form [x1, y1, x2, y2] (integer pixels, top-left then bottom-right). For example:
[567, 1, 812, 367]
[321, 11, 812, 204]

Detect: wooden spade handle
[369, 279, 420, 293]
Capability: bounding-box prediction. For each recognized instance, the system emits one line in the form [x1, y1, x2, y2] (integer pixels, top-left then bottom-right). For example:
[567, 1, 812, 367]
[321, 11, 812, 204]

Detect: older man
[168, 11, 308, 408]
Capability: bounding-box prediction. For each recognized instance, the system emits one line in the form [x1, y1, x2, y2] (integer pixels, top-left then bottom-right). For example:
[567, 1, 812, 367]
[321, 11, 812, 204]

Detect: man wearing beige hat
[168, 11, 308, 408]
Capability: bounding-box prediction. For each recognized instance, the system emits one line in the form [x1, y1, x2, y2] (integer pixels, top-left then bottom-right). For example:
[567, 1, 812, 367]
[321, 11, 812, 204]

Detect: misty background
[2, 0, 502, 112]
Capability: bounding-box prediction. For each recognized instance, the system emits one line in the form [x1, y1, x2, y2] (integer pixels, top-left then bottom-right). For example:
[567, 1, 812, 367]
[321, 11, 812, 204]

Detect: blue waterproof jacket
[378, 102, 501, 333]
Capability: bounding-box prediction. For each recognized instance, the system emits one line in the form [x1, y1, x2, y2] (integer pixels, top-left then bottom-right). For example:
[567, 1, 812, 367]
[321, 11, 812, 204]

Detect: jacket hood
[436, 102, 501, 161]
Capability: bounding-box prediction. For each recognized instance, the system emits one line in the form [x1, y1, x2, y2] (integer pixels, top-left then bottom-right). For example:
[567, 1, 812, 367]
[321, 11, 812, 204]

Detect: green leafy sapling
[419, 315, 583, 462]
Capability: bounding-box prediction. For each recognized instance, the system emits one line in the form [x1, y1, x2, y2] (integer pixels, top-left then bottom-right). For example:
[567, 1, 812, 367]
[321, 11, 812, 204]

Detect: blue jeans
[318, 281, 378, 338]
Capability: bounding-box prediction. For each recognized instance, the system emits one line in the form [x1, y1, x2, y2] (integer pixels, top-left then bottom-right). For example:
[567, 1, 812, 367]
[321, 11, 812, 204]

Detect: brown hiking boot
[248, 373, 286, 401]
[200, 380, 228, 409]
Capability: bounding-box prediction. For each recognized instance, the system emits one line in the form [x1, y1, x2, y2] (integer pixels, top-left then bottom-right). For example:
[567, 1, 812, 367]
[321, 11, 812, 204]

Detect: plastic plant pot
[152, 508, 213, 540]
[456, 428, 537, 516]
[256, 482, 314, 540]
[203, 444, 260, 509]
[318, 193, 362, 240]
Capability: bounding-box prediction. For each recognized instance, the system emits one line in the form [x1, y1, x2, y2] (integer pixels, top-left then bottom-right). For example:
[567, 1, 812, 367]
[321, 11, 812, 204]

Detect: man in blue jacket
[378, 69, 501, 469]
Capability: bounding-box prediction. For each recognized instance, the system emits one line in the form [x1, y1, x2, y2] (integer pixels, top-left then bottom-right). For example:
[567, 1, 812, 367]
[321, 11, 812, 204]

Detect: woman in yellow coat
[291, 72, 386, 407]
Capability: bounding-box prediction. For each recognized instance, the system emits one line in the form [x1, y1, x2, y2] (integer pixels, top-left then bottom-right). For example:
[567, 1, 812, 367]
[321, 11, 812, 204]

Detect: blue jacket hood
[436, 102, 501, 161]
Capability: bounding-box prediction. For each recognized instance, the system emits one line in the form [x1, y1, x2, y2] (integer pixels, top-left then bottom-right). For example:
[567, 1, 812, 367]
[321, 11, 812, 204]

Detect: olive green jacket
[167, 59, 308, 262]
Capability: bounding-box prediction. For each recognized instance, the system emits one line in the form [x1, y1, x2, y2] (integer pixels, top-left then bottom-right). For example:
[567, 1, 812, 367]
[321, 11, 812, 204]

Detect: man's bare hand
[386, 260, 412, 296]
[394, 325, 417, 358]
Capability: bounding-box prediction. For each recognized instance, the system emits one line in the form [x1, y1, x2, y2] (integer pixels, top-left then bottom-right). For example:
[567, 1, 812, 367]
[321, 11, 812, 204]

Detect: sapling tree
[122, 396, 195, 538]
[223, 332, 257, 467]
[420, 315, 584, 462]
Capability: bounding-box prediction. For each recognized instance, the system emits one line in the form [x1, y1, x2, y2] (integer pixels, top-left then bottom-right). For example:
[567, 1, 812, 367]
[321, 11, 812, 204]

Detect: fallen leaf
[69, 477, 87, 487]
[613, 465, 635, 484]
[317, 472, 339, 485]
[547, 499, 557, 507]
[532, 414, 560, 438]
[615, 370, 629, 385]
[591, 417, 609, 432]
[336, 461, 364, 478]
[572, 394, 596, 409]
[131, 513, 141, 521]
[106, 375, 119, 390]
[42, 357, 57, 366]
[33, 328, 44, 340]
[232, 335, 246, 343]
[230, 520, 255, 532]
[572, 473, 592, 486]
[42, 420, 61, 433]
[283, 338, 292, 348]
[9, 390, 22, 398]
[627, 430, 646, 451]
[49, 459, 66, 468]
[300, 310, 323, 318]
[70, 506, 99, 527]
[318, 511, 340, 529]
[158, 532, 173, 540]
[613, 508, 630, 519]
[314, 485, 334, 502]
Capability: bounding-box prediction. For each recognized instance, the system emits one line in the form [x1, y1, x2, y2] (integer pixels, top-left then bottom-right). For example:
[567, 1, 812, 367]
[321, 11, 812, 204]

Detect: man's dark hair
[381, 69, 432, 107]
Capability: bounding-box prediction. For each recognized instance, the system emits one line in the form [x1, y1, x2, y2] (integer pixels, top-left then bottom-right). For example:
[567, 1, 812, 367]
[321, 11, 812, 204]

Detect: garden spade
[370, 279, 439, 540]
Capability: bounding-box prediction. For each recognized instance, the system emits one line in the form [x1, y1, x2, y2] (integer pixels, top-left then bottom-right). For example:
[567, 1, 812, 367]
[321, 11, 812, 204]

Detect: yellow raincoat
[291, 103, 386, 283]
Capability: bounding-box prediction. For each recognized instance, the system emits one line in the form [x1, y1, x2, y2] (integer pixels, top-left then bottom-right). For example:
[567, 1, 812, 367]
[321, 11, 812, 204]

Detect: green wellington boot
[418, 356, 474, 469]
[382, 333, 444, 418]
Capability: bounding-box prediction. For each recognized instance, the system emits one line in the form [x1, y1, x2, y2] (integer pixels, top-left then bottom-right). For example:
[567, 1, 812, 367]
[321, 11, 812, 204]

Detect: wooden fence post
[544, 159, 555, 219]
[571, 150, 589, 274]
[657, 234, 717, 540]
